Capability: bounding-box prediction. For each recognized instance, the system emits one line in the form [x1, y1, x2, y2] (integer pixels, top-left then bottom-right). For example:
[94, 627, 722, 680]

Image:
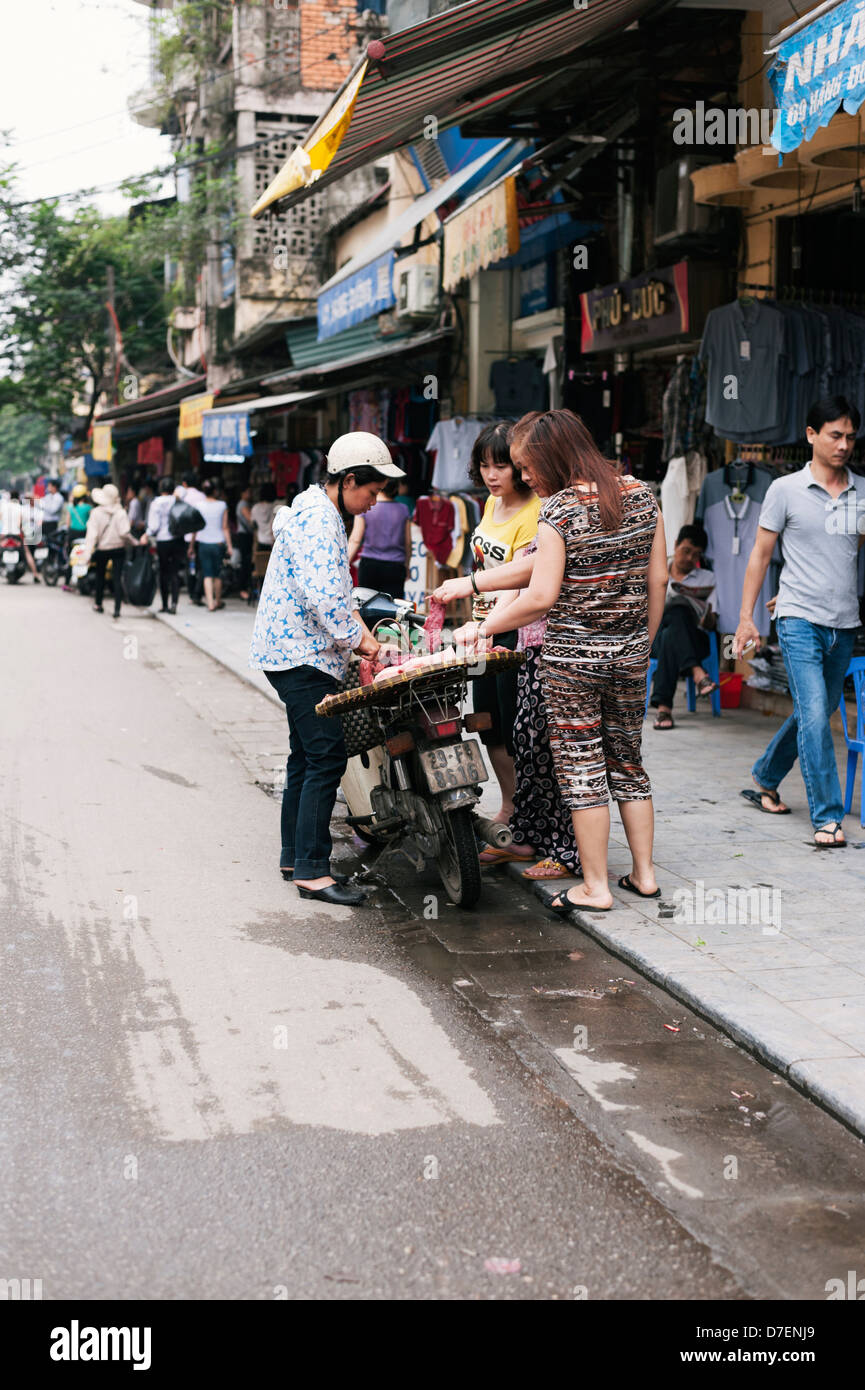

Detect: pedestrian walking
[249, 433, 404, 906]
[734, 395, 865, 848]
[235, 485, 254, 601]
[195, 480, 233, 612]
[84, 482, 147, 617]
[459, 409, 668, 913]
[146, 477, 185, 613]
[178, 472, 207, 605]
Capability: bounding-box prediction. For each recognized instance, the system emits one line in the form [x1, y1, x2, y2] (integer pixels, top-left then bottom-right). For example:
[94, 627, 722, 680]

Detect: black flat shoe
[281, 869, 348, 884]
[296, 882, 366, 905]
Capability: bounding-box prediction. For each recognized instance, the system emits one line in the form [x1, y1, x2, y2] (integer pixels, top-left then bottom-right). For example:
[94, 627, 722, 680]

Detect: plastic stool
[840, 656, 865, 827]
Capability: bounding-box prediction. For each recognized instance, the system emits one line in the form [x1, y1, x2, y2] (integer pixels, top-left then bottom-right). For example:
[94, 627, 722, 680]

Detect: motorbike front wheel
[436, 806, 482, 910]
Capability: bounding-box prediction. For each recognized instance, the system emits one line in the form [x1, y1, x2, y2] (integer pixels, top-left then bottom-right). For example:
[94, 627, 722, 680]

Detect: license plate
[420, 737, 488, 793]
[72, 565, 88, 577]
[34, 547, 48, 560]
[2, 552, 19, 565]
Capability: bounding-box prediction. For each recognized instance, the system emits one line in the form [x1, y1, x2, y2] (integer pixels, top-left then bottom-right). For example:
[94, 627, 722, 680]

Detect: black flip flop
[549, 889, 612, 915]
[653, 713, 675, 730]
[740, 788, 791, 815]
[814, 822, 847, 850]
[618, 874, 661, 899]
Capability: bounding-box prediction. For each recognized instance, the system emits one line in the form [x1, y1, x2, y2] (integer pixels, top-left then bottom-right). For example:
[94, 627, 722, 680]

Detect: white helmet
[326, 432, 404, 479]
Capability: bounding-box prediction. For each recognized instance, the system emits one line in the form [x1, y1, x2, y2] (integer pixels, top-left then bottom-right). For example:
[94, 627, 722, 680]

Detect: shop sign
[442, 176, 520, 292]
[520, 258, 552, 317]
[580, 263, 690, 353]
[317, 251, 395, 342]
[769, 0, 865, 153]
[91, 424, 112, 463]
[202, 411, 253, 462]
[178, 393, 215, 441]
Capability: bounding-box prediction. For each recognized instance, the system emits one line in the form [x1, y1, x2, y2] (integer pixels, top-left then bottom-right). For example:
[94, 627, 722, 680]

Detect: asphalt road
[0, 581, 753, 1302]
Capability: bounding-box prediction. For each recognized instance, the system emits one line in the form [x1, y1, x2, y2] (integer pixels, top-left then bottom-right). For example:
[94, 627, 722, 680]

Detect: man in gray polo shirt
[734, 396, 865, 847]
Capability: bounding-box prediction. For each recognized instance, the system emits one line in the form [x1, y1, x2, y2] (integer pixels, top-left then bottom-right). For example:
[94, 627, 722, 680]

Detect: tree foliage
[0, 162, 172, 438]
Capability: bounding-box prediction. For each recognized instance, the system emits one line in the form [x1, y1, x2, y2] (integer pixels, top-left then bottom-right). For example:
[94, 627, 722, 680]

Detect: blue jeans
[752, 617, 855, 828]
[266, 666, 348, 880]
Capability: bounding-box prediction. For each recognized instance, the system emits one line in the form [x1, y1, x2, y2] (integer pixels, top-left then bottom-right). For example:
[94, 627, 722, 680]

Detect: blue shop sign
[317, 251, 395, 342]
[520, 257, 553, 317]
[769, 0, 865, 153]
[202, 411, 253, 461]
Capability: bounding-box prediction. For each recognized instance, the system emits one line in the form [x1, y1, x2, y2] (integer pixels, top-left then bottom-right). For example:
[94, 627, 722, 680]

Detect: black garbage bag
[122, 547, 157, 607]
[168, 499, 205, 537]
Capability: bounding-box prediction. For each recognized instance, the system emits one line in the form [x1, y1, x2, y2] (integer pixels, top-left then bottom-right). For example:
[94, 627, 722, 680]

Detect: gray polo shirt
[759, 464, 865, 629]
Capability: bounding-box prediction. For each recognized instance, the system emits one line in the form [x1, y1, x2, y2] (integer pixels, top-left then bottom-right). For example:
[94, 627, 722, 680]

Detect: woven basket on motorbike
[326, 661, 385, 758]
[316, 650, 526, 727]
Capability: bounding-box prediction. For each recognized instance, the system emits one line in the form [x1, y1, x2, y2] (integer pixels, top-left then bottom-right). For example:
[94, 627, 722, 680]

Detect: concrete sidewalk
[156, 596, 865, 1138]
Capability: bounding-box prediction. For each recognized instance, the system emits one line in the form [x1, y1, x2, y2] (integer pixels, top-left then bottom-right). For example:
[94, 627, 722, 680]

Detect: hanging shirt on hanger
[699, 299, 787, 441]
[426, 418, 486, 492]
[701, 489, 776, 636]
[489, 358, 547, 415]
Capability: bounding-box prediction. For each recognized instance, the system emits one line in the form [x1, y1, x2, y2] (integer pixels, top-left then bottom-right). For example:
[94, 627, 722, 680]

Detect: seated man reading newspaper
[649, 524, 718, 730]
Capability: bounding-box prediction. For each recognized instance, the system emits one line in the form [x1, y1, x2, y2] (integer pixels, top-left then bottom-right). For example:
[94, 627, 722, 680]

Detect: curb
[504, 861, 865, 1141]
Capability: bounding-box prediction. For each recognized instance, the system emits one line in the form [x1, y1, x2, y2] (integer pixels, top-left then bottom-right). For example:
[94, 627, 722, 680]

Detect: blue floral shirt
[249, 486, 361, 679]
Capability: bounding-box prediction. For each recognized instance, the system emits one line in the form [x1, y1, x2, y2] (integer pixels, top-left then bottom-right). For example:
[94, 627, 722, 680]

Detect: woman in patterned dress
[436, 438, 580, 880]
[458, 410, 668, 914]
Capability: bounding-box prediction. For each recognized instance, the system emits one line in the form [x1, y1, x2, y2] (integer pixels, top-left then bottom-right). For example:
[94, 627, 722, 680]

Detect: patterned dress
[539, 478, 659, 809]
[510, 538, 581, 871]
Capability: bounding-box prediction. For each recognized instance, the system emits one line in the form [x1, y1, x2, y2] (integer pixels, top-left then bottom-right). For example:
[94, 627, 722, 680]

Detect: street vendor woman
[249, 432, 405, 905]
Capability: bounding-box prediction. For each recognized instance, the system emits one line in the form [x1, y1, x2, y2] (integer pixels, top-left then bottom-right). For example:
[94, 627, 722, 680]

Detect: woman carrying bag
[249, 433, 405, 907]
[84, 483, 147, 617]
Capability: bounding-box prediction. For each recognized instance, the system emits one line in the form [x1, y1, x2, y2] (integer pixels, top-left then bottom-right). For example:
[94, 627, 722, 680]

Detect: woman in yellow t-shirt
[466, 422, 540, 840]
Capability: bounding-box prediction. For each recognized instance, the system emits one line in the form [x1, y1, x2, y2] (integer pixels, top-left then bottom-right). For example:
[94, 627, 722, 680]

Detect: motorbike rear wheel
[436, 806, 482, 909]
[42, 557, 62, 586]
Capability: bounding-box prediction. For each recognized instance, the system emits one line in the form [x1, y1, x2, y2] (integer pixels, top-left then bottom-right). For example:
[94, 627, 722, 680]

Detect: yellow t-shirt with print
[471, 493, 541, 620]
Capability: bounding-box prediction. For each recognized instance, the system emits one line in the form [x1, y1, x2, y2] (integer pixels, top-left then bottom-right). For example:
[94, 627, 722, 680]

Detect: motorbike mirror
[356, 590, 400, 626]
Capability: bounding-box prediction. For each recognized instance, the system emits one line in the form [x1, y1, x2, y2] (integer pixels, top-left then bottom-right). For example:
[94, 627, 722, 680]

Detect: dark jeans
[358, 557, 406, 599]
[187, 543, 204, 603]
[650, 604, 709, 707]
[236, 530, 253, 591]
[266, 665, 348, 880]
[156, 538, 185, 609]
[94, 547, 126, 616]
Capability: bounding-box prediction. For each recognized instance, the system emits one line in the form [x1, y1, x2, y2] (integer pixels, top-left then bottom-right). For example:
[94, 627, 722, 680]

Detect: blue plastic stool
[839, 656, 865, 828]
[645, 628, 722, 719]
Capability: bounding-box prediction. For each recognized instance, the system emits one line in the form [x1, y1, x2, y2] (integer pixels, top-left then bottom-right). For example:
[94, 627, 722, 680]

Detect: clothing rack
[738, 280, 865, 307]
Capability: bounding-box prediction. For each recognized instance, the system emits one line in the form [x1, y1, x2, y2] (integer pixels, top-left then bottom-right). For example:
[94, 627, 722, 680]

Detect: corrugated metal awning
[253, 0, 661, 215]
[204, 390, 330, 417]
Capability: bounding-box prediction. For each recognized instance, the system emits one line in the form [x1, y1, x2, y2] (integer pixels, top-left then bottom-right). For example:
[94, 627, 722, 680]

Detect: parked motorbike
[321, 590, 520, 909]
[36, 528, 67, 587]
[1, 535, 26, 584]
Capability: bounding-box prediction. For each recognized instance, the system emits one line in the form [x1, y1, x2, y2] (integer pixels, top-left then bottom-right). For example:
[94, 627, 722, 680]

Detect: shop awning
[203, 390, 330, 416]
[318, 139, 515, 295]
[767, 0, 865, 153]
[95, 374, 207, 424]
[250, 0, 663, 217]
[265, 323, 452, 389]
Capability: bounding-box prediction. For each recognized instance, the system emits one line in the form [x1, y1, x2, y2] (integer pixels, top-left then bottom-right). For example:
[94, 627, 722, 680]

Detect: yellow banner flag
[92, 424, 113, 463]
[250, 60, 369, 218]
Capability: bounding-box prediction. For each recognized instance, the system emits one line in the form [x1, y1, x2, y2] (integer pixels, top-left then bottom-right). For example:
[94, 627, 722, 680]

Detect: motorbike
[321, 590, 520, 910]
[1, 535, 26, 584]
[36, 528, 67, 587]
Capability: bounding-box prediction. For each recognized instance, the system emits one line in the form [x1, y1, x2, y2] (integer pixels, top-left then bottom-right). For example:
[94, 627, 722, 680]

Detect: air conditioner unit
[654, 156, 721, 248]
[397, 265, 438, 318]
